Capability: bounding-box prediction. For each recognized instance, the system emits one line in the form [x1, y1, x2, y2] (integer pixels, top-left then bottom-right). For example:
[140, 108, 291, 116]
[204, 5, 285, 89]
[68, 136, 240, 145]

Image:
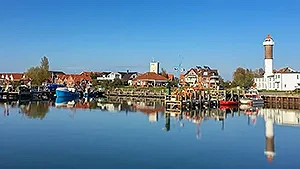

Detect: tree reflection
[20, 102, 49, 120]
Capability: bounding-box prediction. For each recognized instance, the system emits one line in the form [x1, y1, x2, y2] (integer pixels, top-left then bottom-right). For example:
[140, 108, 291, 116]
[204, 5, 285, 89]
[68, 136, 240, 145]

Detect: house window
[278, 75, 280, 78]
[297, 75, 299, 79]
[203, 72, 208, 76]
[284, 84, 287, 88]
[273, 83, 275, 88]
[277, 83, 279, 88]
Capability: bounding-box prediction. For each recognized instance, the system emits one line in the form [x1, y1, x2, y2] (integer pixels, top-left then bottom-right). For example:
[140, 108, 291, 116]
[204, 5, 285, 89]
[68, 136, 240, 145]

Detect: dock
[0, 91, 52, 102]
[106, 90, 165, 98]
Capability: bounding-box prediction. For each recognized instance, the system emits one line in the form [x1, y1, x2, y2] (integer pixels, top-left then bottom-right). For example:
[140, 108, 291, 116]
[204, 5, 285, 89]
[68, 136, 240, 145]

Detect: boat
[219, 100, 239, 105]
[56, 87, 79, 98]
[219, 105, 238, 110]
[240, 88, 264, 105]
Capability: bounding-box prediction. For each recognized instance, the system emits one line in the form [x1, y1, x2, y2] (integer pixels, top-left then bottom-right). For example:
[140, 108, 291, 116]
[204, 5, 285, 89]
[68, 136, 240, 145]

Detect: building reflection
[1, 98, 300, 162]
[258, 108, 300, 162]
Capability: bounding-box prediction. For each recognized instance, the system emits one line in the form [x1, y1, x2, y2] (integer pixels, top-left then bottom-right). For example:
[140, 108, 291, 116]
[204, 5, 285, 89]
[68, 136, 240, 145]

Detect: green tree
[170, 77, 179, 87]
[26, 56, 50, 85]
[113, 79, 123, 87]
[160, 68, 168, 78]
[253, 68, 264, 78]
[232, 67, 254, 89]
[90, 72, 98, 80]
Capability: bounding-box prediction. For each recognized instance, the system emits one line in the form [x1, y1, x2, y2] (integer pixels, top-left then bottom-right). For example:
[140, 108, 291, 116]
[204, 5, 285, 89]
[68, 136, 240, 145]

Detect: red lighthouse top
[266, 34, 272, 39]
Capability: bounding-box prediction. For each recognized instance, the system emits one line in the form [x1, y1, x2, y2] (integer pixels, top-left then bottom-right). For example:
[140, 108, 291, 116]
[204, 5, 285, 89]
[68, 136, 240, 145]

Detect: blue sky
[1, 0, 300, 80]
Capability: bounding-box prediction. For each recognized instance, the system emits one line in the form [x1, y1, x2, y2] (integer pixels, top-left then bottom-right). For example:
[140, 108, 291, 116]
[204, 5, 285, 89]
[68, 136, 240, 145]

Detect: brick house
[182, 66, 220, 89]
[56, 74, 92, 87]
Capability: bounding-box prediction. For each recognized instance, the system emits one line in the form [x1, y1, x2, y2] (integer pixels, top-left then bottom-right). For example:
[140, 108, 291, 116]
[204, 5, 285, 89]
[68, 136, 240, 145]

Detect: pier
[0, 91, 51, 102]
[164, 89, 240, 111]
[105, 89, 165, 99]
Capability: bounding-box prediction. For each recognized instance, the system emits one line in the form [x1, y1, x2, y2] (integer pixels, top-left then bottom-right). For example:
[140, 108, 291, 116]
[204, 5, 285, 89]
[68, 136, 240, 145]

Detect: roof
[275, 67, 299, 73]
[184, 67, 219, 76]
[167, 74, 174, 81]
[99, 72, 112, 76]
[134, 72, 168, 81]
[49, 70, 65, 75]
[119, 72, 138, 81]
[118, 71, 138, 76]
[0, 73, 26, 80]
[57, 74, 92, 82]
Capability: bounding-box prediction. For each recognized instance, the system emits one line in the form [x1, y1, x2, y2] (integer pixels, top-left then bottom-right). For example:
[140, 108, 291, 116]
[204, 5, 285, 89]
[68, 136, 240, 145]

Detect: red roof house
[133, 72, 168, 87]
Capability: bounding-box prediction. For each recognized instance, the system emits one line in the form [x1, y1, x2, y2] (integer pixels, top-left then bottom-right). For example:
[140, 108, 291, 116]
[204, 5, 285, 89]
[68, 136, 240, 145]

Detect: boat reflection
[1, 98, 300, 163]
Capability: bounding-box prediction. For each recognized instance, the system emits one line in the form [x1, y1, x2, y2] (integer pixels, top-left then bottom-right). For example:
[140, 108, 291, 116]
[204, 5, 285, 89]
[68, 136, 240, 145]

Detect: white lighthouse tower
[263, 34, 275, 77]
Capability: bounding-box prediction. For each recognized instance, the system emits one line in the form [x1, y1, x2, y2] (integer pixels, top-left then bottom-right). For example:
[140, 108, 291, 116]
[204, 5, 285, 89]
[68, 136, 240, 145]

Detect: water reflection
[1, 98, 300, 165]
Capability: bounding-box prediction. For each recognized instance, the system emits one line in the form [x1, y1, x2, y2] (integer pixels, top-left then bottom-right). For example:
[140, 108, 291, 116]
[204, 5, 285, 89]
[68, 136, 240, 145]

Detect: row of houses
[0, 65, 221, 89]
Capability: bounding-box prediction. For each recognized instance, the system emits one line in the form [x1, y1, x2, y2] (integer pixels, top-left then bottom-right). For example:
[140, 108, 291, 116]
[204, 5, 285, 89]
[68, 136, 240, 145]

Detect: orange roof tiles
[274, 67, 298, 73]
[0, 73, 26, 81]
[56, 74, 92, 83]
[134, 72, 168, 81]
[167, 74, 174, 81]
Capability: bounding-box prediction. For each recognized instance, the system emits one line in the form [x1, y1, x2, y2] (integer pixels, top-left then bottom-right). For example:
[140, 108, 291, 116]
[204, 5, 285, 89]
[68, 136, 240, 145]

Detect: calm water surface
[0, 99, 300, 169]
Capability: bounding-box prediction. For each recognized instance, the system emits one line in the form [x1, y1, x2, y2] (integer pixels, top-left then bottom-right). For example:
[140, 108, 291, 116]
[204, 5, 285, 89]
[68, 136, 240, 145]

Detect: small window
[278, 75, 280, 78]
[284, 84, 287, 88]
[277, 83, 279, 88]
[297, 75, 299, 79]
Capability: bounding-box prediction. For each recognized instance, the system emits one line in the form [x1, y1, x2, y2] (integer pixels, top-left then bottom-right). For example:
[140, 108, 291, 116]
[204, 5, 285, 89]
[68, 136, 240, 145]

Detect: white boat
[240, 88, 264, 105]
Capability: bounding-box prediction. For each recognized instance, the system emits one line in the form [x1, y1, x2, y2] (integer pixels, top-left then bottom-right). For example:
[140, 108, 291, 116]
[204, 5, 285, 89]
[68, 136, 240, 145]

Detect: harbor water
[0, 99, 300, 169]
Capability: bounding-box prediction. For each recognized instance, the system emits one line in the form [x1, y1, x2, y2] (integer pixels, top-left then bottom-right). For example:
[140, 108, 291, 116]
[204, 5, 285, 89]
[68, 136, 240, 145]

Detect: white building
[97, 72, 122, 81]
[150, 61, 159, 74]
[254, 35, 300, 91]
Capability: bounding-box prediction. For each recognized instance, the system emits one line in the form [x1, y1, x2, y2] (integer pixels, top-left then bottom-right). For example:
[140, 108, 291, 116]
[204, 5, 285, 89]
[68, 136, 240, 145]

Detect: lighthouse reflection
[1, 99, 300, 164]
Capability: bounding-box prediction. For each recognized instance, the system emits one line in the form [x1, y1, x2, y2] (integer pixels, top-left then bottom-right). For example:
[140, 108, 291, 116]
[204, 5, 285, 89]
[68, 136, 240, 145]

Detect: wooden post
[208, 90, 211, 108]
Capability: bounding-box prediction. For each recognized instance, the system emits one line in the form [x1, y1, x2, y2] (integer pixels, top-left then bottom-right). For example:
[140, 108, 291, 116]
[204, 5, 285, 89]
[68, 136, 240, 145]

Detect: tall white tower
[263, 34, 275, 77]
[150, 60, 159, 74]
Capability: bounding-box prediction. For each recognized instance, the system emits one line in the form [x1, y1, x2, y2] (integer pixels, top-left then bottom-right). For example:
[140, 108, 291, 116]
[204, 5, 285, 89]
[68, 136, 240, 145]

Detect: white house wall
[255, 73, 300, 91]
[97, 72, 122, 81]
[278, 73, 300, 91]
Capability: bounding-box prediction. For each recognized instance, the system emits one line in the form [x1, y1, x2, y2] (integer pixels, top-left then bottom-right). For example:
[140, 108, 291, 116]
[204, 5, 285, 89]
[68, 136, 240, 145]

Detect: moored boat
[219, 100, 239, 105]
[56, 87, 79, 98]
[240, 88, 264, 105]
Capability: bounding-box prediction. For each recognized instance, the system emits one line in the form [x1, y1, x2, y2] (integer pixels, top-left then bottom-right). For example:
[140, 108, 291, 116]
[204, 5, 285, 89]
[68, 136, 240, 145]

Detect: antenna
[173, 54, 185, 73]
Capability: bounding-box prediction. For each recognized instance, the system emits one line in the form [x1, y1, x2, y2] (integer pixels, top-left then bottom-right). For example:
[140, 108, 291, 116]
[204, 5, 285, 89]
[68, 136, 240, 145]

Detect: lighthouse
[264, 114, 275, 162]
[263, 34, 275, 77]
